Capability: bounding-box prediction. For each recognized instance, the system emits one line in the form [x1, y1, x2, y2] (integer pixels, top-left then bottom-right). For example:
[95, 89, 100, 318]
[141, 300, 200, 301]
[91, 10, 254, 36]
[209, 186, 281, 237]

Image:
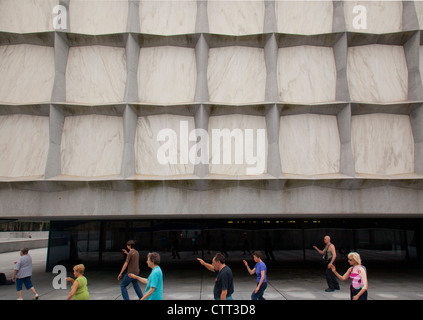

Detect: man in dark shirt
[197, 253, 234, 300]
[117, 240, 143, 300]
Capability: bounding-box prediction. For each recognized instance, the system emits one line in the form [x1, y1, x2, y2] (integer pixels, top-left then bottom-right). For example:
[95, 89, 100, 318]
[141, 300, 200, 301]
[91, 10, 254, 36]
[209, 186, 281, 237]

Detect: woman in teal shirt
[66, 264, 90, 300]
[129, 252, 163, 300]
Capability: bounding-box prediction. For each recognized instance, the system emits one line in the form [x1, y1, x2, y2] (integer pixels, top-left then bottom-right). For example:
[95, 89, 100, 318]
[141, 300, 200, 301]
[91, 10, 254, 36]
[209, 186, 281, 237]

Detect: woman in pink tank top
[330, 252, 368, 300]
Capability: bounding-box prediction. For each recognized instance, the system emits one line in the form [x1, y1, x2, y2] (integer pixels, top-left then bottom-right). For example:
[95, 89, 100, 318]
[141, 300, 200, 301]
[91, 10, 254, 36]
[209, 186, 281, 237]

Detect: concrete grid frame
[0, 0, 422, 220]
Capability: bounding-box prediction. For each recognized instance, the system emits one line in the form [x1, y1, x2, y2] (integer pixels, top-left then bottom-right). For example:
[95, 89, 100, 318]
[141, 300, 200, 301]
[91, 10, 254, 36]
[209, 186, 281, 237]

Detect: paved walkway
[1, 248, 423, 300]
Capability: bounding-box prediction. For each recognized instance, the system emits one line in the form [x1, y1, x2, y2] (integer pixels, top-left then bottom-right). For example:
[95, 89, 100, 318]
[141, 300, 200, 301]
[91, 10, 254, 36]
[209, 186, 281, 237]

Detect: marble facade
[0, 0, 422, 219]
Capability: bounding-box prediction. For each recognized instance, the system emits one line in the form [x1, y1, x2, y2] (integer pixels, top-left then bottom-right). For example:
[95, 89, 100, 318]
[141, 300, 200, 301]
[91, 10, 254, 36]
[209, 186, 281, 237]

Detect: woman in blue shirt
[243, 251, 267, 300]
[129, 252, 163, 300]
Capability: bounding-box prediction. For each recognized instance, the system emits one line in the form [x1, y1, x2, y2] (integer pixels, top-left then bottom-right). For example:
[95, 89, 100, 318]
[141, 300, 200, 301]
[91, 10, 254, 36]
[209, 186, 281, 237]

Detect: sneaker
[325, 288, 335, 292]
[17, 298, 23, 300]
[34, 294, 39, 300]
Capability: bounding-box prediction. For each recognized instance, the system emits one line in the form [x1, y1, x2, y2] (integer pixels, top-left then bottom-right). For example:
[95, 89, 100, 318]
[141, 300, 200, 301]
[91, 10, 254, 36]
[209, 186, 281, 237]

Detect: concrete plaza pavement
[1, 247, 423, 301]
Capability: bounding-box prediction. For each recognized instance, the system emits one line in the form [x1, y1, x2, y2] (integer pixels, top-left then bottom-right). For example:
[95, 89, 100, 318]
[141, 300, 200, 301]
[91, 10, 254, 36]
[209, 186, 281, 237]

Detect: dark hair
[21, 248, 29, 255]
[253, 251, 262, 259]
[214, 253, 226, 264]
[126, 240, 135, 248]
[148, 252, 160, 265]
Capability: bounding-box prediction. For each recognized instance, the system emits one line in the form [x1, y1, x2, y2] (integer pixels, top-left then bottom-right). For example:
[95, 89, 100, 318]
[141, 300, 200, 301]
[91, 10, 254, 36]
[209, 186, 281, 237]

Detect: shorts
[16, 276, 33, 291]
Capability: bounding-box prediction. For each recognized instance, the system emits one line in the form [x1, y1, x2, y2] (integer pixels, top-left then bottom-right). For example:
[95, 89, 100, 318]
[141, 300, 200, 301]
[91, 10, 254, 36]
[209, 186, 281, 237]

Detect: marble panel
[0, 0, 57, 33]
[276, 1, 333, 35]
[138, 46, 196, 104]
[139, 0, 197, 35]
[347, 44, 408, 103]
[208, 114, 268, 176]
[351, 114, 414, 175]
[344, 1, 402, 34]
[207, 0, 264, 35]
[0, 44, 55, 104]
[135, 114, 195, 176]
[69, 0, 128, 35]
[0, 115, 49, 178]
[279, 114, 340, 175]
[420, 46, 423, 85]
[66, 46, 127, 104]
[208, 46, 266, 104]
[60, 115, 124, 177]
[416, 1, 423, 29]
[277, 46, 337, 104]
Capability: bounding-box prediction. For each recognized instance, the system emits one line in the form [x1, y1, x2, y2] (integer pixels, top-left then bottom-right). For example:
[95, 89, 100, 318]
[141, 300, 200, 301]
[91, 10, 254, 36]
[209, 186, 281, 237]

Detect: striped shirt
[350, 266, 365, 289]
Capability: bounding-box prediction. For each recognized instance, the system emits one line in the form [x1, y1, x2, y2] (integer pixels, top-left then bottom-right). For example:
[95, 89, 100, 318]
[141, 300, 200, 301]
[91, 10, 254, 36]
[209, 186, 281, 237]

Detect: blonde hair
[348, 252, 362, 265]
[73, 264, 85, 274]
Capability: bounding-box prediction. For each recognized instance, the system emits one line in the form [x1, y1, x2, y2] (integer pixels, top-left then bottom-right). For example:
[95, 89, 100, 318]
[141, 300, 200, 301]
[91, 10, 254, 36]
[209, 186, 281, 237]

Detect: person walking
[330, 252, 368, 300]
[243, 251, 267, 300]
[197, 253, 234, 300]
[313, 235, 340, 292]
[117, 240, 143, 300]
[66, 264, 90, 300]
[12, 247, 39, 300]
[129, 252, 163, 300]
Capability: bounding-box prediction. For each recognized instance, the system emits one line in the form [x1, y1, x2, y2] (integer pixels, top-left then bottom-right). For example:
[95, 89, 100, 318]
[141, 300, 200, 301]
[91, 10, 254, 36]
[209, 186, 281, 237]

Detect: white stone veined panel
[61, 115, 124, 177]
[277, 46, 336, 104]
[208, 0, 264, 35]
[140, 0, 197, 35]
[208, 114, 268, 176]
[0, 115, 49, 178]
[0, 44, 55, 104]
[351, 114, 414, 176]
[279, 114, 340, 175]
[344, 1, 402, 34]
[347, 44, 408, 103]
[135, 114, 195, 176]
[138, 46, 196, 104]
[420, 46, 423, 85]
[416, 2, 423, 30]
[0, 0, 58, 33]
[66, 46, 127, 104]
[69, 0, 128, 35]
[276, 1, 333, 35]
[208, 46, 266, 104]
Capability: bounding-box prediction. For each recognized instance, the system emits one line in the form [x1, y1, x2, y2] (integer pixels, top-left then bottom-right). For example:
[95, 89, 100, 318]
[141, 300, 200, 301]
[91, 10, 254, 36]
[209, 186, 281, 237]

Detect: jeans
[120, 273, 143, 300]
[251, 282, 267, 300]
[325, 264, 339, 290]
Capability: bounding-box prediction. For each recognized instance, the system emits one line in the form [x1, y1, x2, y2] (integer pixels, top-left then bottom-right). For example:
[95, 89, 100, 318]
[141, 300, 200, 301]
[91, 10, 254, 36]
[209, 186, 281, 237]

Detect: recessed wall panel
[135, 114, 195, 176]
[66, 46, 127, 104]
[0, 45, 55, 104]
[208, 0, 264, 35]
[279, 114, 341, 176]
[351, 114, 414, 175]
[0, 0, 57, 33]
[208, 114, 268, 176]
[347, 44, 408, 103]
[140, 0, 197, 35]
[276, 1, 333, 35]
[69, 0, 128, 35]
[208, 46, 266, 104]
[61, 115, 124, 177]
[277, 46, 336, 104]
[138, 46, 196, 104]
[344, 1, 402, 34]
[0, 115, 49, 178]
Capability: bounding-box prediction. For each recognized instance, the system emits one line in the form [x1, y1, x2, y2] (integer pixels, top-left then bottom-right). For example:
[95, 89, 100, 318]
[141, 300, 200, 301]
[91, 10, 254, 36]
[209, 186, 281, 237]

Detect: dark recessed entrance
[46, 218, 423, 272]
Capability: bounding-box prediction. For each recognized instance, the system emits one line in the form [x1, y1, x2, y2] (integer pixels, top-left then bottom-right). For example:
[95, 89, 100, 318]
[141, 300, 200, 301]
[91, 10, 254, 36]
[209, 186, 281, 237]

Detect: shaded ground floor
[46, 217, 423, 272]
